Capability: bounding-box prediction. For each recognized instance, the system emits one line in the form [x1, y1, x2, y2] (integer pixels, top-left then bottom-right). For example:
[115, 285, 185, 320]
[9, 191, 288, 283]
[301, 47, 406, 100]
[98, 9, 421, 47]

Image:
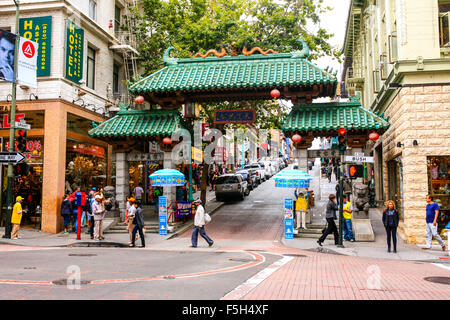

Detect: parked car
[214, 174, 248, 201]
[235, 169, 257, 190]
[271, 160, 280, 173]
[263, 160, 274, 178]
[244, 163, 265, 183]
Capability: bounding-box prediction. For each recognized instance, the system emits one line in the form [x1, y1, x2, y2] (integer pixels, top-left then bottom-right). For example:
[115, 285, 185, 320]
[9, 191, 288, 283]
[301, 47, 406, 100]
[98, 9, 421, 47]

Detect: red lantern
[163, 137, 172, 145]
[369, 132, 380, 142]
[135, 96, 145, 104]
[270, 88, 281, 100]
[292, 134, 302, 143]
[337, 128, 346, 136]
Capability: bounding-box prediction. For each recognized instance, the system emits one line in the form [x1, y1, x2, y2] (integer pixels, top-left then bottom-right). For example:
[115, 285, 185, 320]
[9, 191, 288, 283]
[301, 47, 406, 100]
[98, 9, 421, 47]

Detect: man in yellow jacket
[11, 196, 26, 239]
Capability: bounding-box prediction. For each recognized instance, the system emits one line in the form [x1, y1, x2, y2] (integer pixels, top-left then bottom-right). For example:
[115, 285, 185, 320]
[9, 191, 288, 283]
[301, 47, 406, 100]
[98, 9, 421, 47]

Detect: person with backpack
[382, 200, 400, 253]
[422, 194, 446, 251]
[190, 199, 213, 248]
[317, 194, 339, 246]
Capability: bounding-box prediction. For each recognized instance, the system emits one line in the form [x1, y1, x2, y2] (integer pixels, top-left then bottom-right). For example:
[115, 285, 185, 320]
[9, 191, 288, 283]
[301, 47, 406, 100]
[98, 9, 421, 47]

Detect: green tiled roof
[282, 101, 390, 133]
[129, 48, 337, 95]
[88, 109, 182, 138]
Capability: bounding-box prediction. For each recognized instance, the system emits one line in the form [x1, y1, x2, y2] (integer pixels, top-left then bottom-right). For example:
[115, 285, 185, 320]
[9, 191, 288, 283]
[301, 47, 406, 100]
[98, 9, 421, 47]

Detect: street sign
[345, 155, 374, 163]
[159, 196, 167, 235]
[308, 149, 345, 159]
[284, 199, 294, 240]
[0, 152, 25, 164]
[15, 121, 30, 130]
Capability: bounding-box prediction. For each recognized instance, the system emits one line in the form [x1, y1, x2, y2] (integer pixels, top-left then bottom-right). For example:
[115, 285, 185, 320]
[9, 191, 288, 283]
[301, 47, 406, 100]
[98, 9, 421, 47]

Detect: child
[343, 195, 355, 242]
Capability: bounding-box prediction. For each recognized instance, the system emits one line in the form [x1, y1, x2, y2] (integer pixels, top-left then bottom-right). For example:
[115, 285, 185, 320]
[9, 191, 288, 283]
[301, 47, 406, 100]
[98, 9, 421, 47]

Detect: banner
[17, 37, 38, 88]
[0, 29, 17, 83]
[65, 20, 84, 83]
[19, 16, 52, 77]
[284, 199, 294, 240]
[176, 201, 192, 219]
[159, 196, 167, 235]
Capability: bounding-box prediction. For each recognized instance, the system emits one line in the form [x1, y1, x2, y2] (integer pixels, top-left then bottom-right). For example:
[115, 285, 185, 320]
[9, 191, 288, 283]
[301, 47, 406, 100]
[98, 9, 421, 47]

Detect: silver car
[214, 174, 249, 202]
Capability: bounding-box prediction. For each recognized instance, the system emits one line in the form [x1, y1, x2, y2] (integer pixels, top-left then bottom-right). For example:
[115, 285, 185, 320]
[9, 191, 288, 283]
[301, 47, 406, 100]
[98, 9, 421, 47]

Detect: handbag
[321, 222, 328, 234]
[204, 213, 211, 223]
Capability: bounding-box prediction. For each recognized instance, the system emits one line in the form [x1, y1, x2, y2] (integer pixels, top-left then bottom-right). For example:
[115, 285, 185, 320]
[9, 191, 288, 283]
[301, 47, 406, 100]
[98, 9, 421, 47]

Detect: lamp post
[3, 0, 20, 239]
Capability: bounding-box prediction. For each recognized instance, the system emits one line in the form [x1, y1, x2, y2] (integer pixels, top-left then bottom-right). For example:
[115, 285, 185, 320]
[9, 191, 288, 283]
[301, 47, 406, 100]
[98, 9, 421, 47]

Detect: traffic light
[348, 164, 364, 178]
[17, 129, 27, 153]
[337, 128, 347, 152]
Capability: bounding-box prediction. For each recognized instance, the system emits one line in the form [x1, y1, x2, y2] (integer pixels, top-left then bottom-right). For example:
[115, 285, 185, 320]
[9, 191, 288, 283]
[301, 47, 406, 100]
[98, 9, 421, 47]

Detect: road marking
[221, 255, 294, 300]
[432, 263, 450, 271]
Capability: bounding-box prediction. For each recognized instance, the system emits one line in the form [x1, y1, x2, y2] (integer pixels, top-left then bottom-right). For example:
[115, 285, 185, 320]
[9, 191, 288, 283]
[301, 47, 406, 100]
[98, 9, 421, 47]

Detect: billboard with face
[0, 29, 17, 83]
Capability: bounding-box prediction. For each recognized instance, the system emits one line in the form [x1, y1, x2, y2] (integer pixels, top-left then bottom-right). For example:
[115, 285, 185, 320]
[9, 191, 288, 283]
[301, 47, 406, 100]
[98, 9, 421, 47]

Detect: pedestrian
[422, 194, 446, 251]
[60, 194, 72, 235]
[343, 177, 352, 201]
[190, 199, 214, 248]
[129, 202, 145, 248]
[342, 195, 355, 242]
[134, 184, 144, 203]
[11, 196, 27, 239]
[87, 193, 95, 239]
[327, 162, 333, 183]
[317, 194, 339, 246]
[382, 200, 400, 253]
[335, 183, 340, 206]
[294, 189, 308, 229]
[126, 197, 136, 245]
[153, 188, 161, 212]
[92, 194, 105, 240]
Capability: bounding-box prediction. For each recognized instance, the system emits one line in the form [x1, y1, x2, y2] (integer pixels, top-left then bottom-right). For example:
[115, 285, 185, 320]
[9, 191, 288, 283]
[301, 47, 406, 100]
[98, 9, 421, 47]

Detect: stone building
[343, 0, 450, 243]
[0, 0, 138, 233]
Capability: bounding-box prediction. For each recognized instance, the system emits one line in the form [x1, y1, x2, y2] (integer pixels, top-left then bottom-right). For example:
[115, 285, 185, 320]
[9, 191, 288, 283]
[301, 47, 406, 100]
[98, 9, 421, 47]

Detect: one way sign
[0, 152, 26, 164]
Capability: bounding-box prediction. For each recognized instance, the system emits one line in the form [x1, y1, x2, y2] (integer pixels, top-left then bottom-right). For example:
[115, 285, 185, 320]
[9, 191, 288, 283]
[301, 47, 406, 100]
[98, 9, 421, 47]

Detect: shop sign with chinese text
[19, 16, 52, 77]
[214, 109, 255, 124]
[65, 20, 84, 83]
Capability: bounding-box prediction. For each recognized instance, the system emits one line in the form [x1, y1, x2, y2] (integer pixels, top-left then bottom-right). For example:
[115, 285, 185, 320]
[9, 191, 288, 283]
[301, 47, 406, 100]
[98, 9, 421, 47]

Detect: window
[115, 5, 121, 33]
[113, 63, 119, 94]
[372, 69, 381, 93]
[388, 31, 398, 63]
[439, 3, 450, 47]
[86, 47, 96, 89]
[380, 53, 389, 80]
[89, 0, 97, 21]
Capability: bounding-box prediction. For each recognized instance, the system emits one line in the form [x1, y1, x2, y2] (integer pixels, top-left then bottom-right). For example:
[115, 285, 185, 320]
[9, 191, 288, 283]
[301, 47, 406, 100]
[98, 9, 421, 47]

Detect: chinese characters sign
[65, 20, 84, 83]
[214, 109, 255, 124]
[176, 201, 192, 219]
[19, 16, 52, 77]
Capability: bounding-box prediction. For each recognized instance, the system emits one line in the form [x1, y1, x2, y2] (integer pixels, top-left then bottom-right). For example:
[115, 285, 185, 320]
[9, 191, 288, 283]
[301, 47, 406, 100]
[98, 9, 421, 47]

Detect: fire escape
[109, 0, 139, 108]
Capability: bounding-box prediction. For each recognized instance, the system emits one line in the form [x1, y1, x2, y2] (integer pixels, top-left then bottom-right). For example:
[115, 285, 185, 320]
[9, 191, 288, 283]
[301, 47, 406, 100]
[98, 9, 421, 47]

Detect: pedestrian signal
[348, 165, 364, 178]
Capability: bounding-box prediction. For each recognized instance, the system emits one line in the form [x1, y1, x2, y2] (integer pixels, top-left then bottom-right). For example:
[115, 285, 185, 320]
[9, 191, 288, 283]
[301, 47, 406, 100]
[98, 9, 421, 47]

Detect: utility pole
[3, 0, 20, 239]
[337, 152, 344, 247]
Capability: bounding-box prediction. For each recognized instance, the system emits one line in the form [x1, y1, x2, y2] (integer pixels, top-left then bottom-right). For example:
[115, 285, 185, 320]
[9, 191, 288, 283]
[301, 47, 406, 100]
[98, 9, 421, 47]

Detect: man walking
[422, 194, 446, 251]
[343, 195, 355, 242]
[130, 202, 145, 248]
[11, 196, 26, 239]
[134, 184, 144, 203]
[190, 199, 214, 248]
[92, 195, 105, 240]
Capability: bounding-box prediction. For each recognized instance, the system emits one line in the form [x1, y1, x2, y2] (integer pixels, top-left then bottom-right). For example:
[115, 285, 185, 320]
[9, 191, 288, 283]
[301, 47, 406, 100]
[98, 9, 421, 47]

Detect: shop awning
[281, 101, 390, 135]
[88, 109, 183, 139]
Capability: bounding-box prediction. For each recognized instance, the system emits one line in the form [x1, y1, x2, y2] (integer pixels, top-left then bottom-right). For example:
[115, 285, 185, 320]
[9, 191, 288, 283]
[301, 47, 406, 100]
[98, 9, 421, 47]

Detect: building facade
[343, 0, 450, 243]
[0, 0, 138, 233]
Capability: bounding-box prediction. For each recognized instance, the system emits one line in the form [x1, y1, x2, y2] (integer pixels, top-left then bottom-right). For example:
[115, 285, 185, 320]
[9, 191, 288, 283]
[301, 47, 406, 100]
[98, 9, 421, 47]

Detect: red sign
[73, 144, 105, 158]
[22, 41, 35, 58]
[0, 114, 25, 128]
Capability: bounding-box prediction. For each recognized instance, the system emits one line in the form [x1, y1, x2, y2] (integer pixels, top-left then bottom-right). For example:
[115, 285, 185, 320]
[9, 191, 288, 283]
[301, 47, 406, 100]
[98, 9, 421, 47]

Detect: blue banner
[176, 201, 192, 219]
[159, 196, 167, 235]
[284, 199, 294, 239]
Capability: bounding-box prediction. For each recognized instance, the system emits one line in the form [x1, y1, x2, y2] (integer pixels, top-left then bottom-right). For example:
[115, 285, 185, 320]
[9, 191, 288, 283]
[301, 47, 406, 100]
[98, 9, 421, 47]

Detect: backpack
[104, 201, 113, 211]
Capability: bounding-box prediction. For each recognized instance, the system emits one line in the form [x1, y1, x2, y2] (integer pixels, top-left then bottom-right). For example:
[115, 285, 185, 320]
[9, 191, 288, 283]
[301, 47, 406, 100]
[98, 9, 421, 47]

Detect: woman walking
[382, 200, 400, 253]
[61, 194, 72, 234]
[317, 194, 339, 246]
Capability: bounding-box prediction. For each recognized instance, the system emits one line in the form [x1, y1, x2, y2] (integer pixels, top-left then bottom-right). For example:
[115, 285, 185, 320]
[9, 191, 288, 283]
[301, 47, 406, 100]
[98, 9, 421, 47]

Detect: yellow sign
[192, 147, 203, 163]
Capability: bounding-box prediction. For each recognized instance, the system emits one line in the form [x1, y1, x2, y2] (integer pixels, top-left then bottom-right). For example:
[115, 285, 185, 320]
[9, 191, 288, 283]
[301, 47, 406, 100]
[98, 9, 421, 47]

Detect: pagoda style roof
[282, 100, 390, 135]
[129, 40, 338, 107]
[88, 108, 182, 139]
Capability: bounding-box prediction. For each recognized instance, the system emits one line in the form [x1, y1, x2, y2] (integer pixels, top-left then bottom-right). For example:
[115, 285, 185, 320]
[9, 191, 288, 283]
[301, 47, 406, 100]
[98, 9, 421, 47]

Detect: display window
[427, 156, 450, 237]
[65, 140, 107, 193]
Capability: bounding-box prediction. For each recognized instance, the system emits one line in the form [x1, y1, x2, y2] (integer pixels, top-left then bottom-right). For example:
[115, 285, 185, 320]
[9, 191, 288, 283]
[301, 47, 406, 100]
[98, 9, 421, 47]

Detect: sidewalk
[0, 190, 223, 248]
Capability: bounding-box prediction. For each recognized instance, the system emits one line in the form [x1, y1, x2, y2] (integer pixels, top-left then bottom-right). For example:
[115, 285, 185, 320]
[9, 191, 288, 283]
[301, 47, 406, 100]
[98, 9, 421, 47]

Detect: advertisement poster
[17, 37, 38, 88]
[65, 19, 84, 83]
[19, 16, 52, 77]
[0, 29, 16, 83]
[284, 198, 294, 239]
[176, 201, 192, 219]
[159, 196, 167, 235]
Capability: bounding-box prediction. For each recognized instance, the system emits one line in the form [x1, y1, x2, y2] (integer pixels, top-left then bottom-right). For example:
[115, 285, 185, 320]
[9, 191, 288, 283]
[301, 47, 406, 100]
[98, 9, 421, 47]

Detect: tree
[128, 0, 339, 204]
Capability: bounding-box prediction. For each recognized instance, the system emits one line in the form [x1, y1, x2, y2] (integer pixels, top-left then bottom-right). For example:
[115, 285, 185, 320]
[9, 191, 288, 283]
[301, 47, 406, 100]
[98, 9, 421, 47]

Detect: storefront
[427, 156, 450, 237]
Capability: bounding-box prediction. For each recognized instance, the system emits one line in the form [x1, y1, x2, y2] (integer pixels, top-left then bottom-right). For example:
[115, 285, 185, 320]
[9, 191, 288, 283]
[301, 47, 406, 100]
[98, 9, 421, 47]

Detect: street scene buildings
[0, 0, 449, 303]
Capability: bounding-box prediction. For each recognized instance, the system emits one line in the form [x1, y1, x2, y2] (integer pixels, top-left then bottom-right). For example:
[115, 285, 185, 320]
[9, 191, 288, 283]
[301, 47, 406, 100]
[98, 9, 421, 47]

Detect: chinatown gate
[89, 39, 389, 223]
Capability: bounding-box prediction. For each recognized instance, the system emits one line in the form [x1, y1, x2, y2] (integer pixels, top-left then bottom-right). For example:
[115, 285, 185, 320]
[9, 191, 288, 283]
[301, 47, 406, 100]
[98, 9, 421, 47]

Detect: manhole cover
[229, 258, 254, 262]
[68, 254, 97, 257]
[283, 254, 307, 258]
[424, 277, 450, 285]
[52, 279, 91, 286]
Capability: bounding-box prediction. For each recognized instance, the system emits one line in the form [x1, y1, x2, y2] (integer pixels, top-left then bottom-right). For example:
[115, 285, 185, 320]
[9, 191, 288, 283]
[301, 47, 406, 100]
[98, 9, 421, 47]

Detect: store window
[65, 140, 107, 193]
[427, 156, 450, 234]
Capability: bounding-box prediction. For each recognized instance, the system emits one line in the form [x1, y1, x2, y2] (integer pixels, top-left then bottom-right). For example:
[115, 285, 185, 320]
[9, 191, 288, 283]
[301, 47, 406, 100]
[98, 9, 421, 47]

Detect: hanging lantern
[337, 128, 346, 136]
[292, 134, 302, 143]
[270, 88, 281, 101]
[369, 132, 380, 142]
[135, 96, 145, 104]
[163, 137, 172, 145]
